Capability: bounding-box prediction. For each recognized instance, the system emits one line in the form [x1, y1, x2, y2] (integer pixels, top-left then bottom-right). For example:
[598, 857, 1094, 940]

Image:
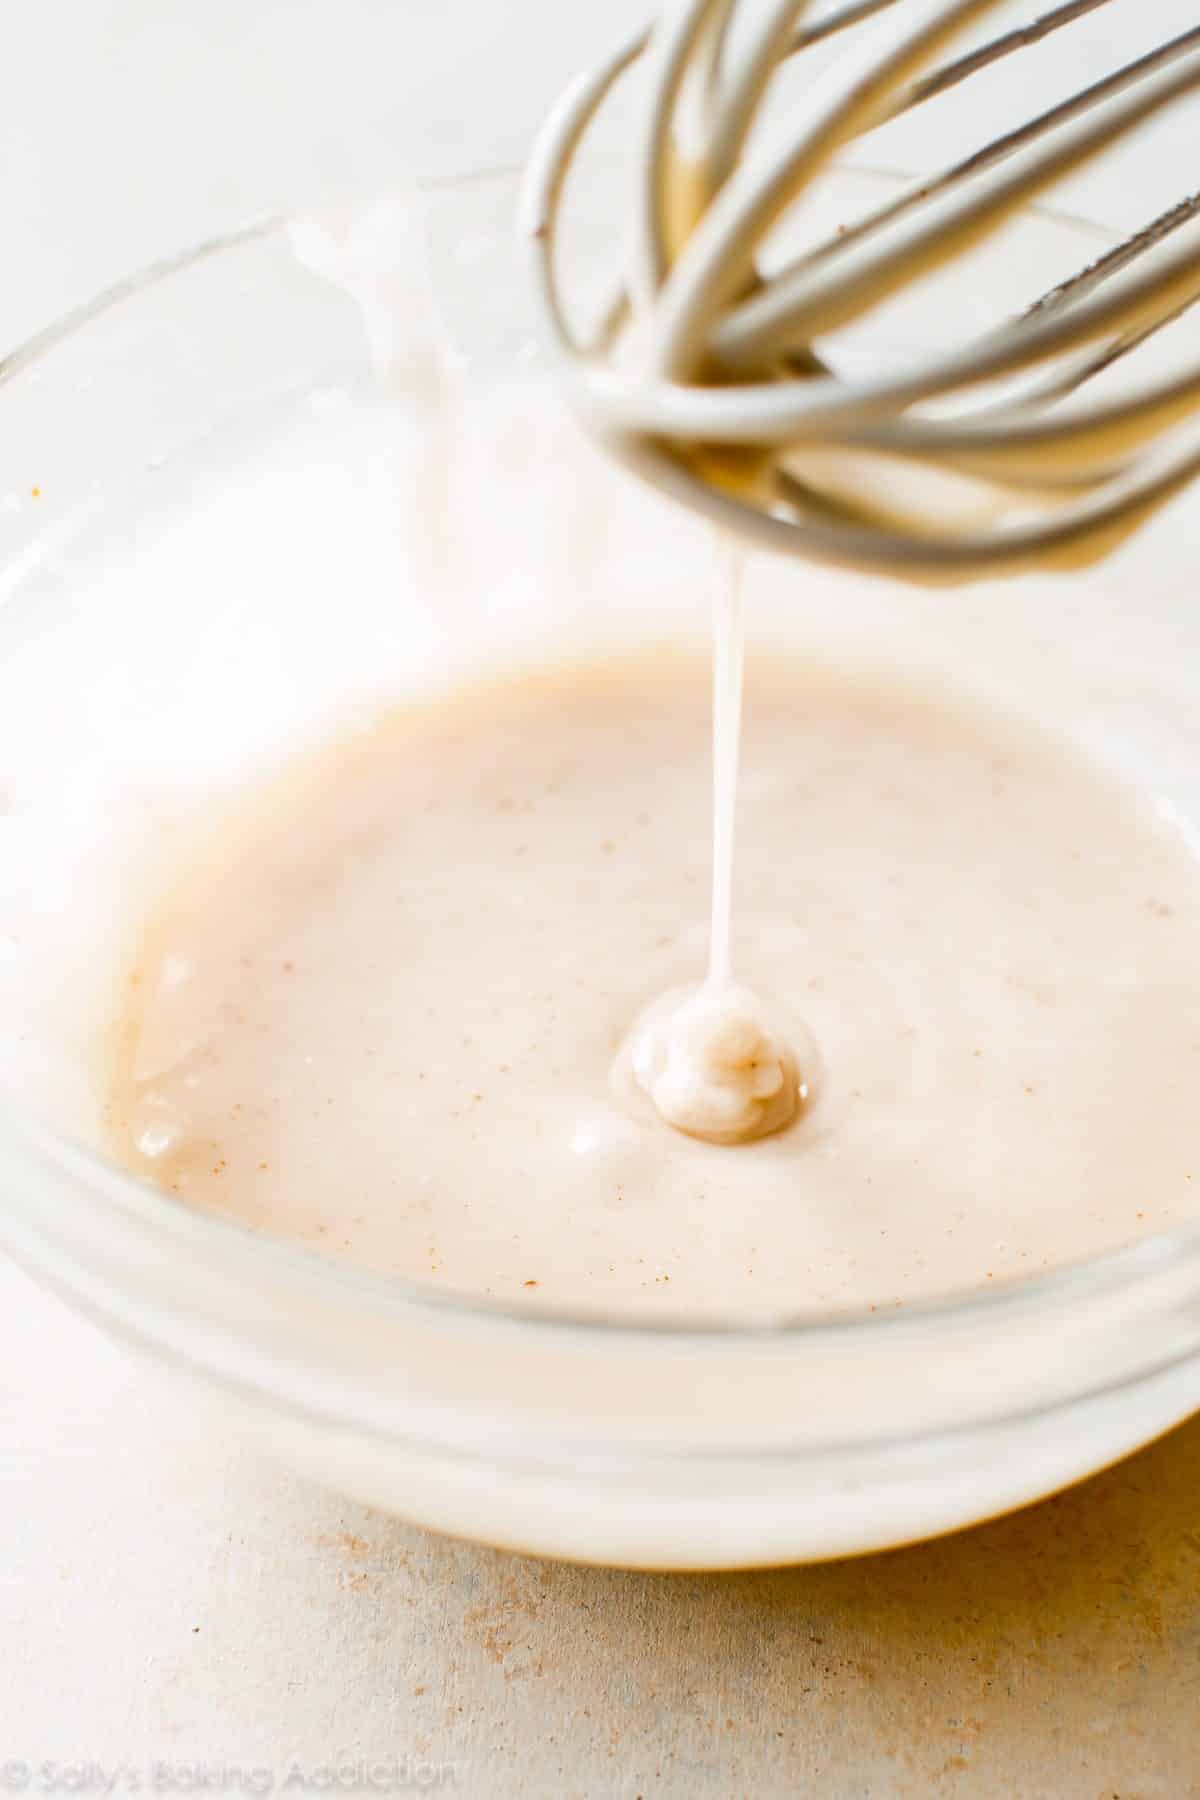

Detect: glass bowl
[2, 164, 1200, 1570]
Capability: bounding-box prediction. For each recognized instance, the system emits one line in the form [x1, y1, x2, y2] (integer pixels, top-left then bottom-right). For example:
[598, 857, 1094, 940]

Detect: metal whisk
[522, 0, 1200, 580]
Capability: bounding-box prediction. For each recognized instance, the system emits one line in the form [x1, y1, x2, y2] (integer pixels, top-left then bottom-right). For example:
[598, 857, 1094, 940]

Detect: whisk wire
[523, 0, 1200, 578]
[711, 38, 1200, 369]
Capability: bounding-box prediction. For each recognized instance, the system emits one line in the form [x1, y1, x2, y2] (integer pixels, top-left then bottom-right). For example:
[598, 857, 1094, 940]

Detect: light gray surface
[3, 4, 1200, 1793]
[2, 1258, 1198, 1796]
[0, 0, 645, 356]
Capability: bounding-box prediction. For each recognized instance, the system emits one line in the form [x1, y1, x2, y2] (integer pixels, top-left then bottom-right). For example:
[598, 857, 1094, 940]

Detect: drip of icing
[625, 978, 801, 1146]
[620, 543, 804, 1145]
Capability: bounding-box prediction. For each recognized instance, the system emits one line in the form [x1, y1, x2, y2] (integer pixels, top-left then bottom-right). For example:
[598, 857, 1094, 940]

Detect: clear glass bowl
[2, 165, 1200, 1569]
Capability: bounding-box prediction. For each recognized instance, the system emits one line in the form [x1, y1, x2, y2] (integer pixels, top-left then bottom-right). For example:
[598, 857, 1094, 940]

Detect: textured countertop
[2, 4, 1199, 1794]
[3, 1258, 1198, 1795]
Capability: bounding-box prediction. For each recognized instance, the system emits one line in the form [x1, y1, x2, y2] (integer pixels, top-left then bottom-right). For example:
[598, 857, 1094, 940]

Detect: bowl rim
[4, 158, 1199, 1356]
